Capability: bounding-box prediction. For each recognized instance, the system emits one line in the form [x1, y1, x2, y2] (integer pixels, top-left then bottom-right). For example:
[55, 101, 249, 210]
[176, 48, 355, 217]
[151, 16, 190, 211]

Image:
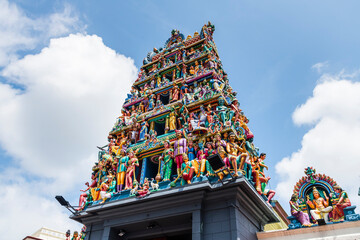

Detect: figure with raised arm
[307, 187, 333, 223]
[77, 182, 90, 211]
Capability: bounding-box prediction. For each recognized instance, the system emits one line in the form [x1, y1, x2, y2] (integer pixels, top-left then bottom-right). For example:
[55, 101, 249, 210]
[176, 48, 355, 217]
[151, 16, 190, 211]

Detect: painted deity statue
[77, 182, 91, 211]
[252, 157, 270, 195]
[235, 139, 248, 175]
[216, 97, 229, 125]
[331, 185, 351, 221]
[169, 108, 177, 131]
[307, 187, 333, 223]
[258, 153, 269, 192]
[226, 132, 241, 177]
[171, 85, 180, 102]
[213, 133, 226, 153]
[187, 139, 196, 161]
[125, 151, 139, 190]
[198, 105, 208, 128]
[116, 149, 129, 192]
[174, 130, 187, 176]
[181, 153, 194, 185]
[71, 231, 80, 240]
[196, 148, 214, 177]
[139, 119, 149, 141]
[136, 178, 150, 197]
[160, 140, 174, 181]
[290, 194, 312, 227]
[99, 175, 115, 204]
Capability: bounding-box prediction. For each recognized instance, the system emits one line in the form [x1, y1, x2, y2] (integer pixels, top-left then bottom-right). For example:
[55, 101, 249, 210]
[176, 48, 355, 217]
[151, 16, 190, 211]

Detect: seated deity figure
[181, 153, 195, 185]
[99, 175, 115, 204]
[226, 132, 241, 177]
[331, 185, 351, 221]
[307, 187, 333, 223]
[290, 194, 312, 227]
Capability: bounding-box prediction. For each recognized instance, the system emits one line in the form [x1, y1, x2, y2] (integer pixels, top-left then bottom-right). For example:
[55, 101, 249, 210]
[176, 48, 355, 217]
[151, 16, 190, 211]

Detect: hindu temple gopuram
[68, 22, 359, 240]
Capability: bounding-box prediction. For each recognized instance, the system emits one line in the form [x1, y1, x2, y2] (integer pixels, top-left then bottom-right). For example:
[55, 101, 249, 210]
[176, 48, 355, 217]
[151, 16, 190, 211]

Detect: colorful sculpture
[331, 185, 351, 221]
[125, 151, 139, 190]
[77, 22, 276, 210]
[290, 194, 312, 227]
[160, 140, 174, 181]
[288, 167, 359, 228]
[307, 187, 333, 223]
[116, 149, 128, 192]
[174, 130, 187, 176]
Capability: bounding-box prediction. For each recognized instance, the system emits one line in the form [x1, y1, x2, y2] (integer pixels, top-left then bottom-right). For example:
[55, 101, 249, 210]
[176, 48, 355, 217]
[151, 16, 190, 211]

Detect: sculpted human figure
[216, 97, 229, 125]
[174, 130, 187, 176]
[148, 94, 155, 111]
[77, 182, 90, 211]
[196, 148, 208, 176]
[71, 231, 79, 240]
[177, 105, 189, 128]
[181, 153, 194, 185]
[206, 104, 214, 126]
[136, 178, 150, 197]
[198, 105, 208, 128]
[182, 63, 187, 79]
[169, 108, 177, 131]
[187, 139, 196, 161]
[331, 185, 351, 221]
[189, 65, 195, 76]
[236, 139, 249, 175]
[252, 157, 270, 194]
[116, 150, 129, 192]
[258, 153, 269, 192]
[307, 187, 333, 223]
[125, 151, 139, 190]
[226, 132, 241, 177]
[171, 85, 180, 102]
[99, 175, 115, 204]
[290, 194, 312, 227]
[118, 133, 128, 152]
[139, 118, 149, 141]
[213, 133, 226, 153]
[159, 140, 174, 181]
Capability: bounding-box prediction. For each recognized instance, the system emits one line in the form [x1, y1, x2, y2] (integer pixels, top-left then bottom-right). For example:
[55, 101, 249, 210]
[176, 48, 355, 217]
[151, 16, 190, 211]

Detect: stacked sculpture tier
[77, 22, 274, 211]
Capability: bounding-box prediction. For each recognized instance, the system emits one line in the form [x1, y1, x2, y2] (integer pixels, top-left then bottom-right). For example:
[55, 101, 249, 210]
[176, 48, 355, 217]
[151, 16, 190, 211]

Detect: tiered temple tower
[71, 22, 278, 240]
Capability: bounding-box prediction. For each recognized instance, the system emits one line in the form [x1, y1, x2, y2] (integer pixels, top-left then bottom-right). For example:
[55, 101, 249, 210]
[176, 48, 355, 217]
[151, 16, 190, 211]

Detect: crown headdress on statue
[312, 186, 319, 194]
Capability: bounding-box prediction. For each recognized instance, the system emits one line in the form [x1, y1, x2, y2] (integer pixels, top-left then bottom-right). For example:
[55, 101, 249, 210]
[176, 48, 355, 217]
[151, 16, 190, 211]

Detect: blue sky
[1, 1, 360, 239]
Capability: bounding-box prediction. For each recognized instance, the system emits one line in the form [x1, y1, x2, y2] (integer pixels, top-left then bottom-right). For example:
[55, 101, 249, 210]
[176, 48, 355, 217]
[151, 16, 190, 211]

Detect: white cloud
[0, 0, 84, 66]
[0, 168, 83, 237]
[311, 61, 328, 74]
[0, 34, 137, 239]
[276, 72, 360, 213]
